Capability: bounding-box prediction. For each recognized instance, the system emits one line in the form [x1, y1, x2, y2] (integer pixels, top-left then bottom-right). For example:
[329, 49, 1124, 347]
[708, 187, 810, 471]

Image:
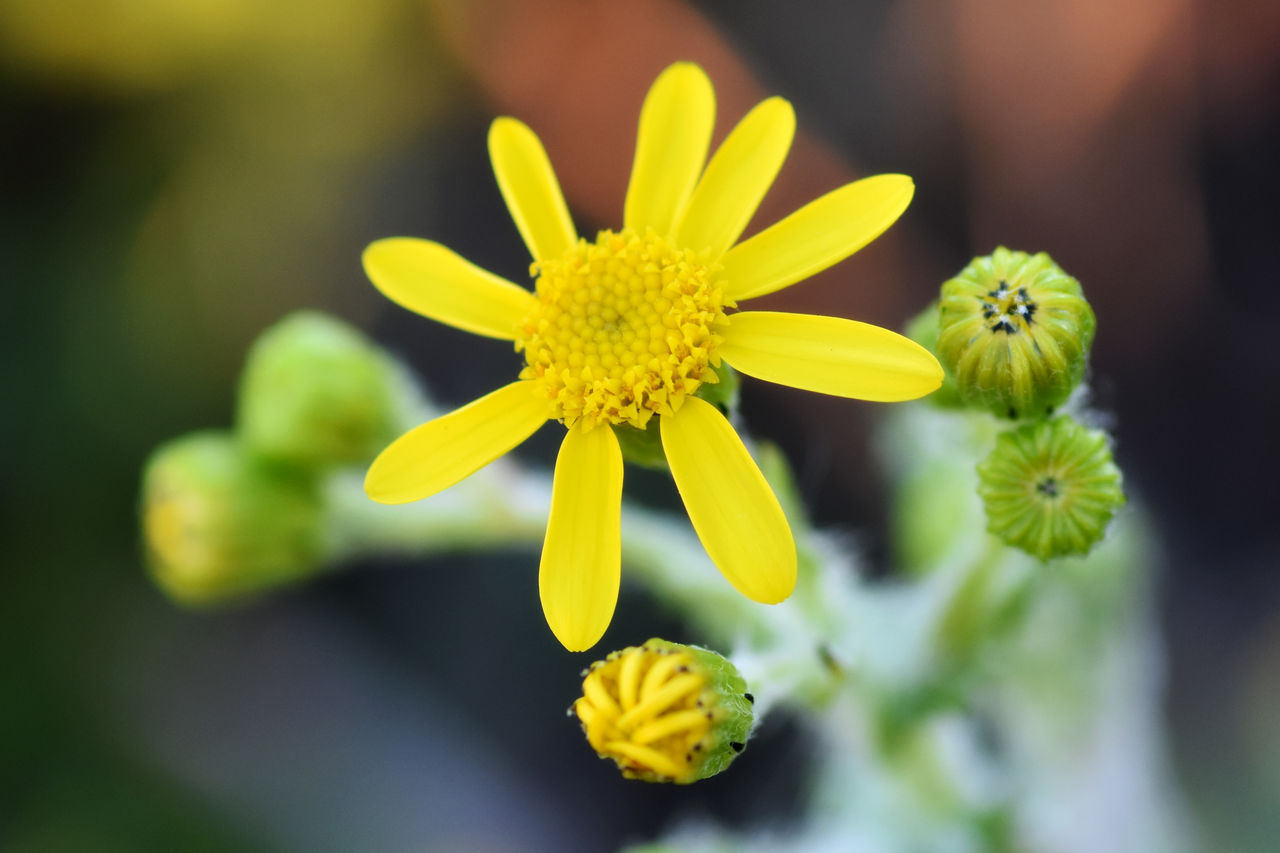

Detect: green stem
[321, 455, 858, 717]
[323, 462, 548, 560]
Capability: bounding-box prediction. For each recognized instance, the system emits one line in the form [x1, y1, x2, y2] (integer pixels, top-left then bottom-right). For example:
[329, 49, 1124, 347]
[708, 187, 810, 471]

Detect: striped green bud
[977, 417, 1125, 560]
[937, 248, 1095, 418]
[141, 432, 326, 604]
[572, 638, 754, 784]
[238, 312, 399, 468]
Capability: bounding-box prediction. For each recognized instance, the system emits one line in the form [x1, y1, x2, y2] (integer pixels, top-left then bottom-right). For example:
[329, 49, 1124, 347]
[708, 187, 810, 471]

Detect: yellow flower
[363, 62, 942, 651]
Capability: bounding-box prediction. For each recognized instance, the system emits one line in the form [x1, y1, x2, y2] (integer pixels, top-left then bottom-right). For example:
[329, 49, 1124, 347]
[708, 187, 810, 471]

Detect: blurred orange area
[953, 0, 1191, 163]
[946, 0, 1208, 367]
[433, 0, 775, 226]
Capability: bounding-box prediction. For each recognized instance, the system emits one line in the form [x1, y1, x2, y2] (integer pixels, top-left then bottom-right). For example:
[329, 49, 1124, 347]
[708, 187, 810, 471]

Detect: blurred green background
[3, 0, 1279, 850]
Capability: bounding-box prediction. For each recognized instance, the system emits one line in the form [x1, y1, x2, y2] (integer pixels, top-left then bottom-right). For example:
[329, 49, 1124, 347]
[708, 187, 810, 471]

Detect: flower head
[572, 638, 754, 784]
[977, 416, 1125, 560]
[238, 312, 401, 467]
[142, 432, 326, 604]
[937, 247, 1095, 419]
[363, 62, 943, 650]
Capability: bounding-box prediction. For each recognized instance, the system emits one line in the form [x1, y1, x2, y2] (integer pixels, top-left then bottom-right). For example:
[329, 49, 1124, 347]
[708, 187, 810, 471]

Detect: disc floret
[516, 228, 729, 431]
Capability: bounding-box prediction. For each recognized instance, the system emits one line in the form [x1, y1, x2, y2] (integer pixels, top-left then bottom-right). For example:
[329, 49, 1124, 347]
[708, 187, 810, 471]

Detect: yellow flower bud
[141, 432, 326, 604]
[572, 639, 754, 784]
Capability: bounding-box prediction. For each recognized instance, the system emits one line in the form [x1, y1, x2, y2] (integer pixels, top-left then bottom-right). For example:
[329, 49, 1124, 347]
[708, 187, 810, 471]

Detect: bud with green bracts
[572, 638, 754, 784]
[937, 248, 1095, 419]
[977, 416, 1125, 560]
[141, 432, 326, 604]
[238, 311, 400, 468]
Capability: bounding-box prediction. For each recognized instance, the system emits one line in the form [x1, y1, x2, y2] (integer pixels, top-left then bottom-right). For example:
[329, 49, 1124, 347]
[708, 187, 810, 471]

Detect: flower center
[981, 279, 1037, 334]
[515, 228, 728, 431]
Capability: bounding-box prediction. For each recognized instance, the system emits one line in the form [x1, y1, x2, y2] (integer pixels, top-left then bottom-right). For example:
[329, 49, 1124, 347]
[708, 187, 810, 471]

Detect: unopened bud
[937, 248, 1095, 419]
[141, 432, 325, 604]
[977, 416, 1125, 560]
[572, 638, 754, 784]
[238, 311, 399, 468]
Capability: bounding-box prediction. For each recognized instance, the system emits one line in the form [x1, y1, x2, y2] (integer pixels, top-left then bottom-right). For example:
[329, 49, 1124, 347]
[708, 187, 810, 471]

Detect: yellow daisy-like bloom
[363, 63, 943, 651]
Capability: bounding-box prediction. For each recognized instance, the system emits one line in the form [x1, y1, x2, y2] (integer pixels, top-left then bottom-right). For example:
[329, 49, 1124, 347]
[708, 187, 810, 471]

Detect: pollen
[573, 643, 718, 784]
[515, 228, 729, 431]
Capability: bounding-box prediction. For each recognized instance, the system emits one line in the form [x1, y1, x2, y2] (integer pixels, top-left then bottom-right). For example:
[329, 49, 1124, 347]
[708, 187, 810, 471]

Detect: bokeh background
[3, 0, 1279, 850]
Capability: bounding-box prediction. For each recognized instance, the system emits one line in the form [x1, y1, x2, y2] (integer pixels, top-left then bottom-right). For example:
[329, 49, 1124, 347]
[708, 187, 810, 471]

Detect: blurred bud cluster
[908, 248, 1123, 562]
[141, 312, 403, 603]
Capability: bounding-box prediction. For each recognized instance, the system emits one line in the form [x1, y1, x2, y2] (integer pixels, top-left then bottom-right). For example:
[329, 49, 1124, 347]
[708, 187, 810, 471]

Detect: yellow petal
[540, 426, 624, 652]
[363, 238, 536, 340]
[624, 62, 715, 237]
[719, 174, 914, 301]
[488, 117, 577, 262]
[720, 311, 943, 401]
[660, 397, 795, 604]
[673, 97, 795, 260]
[364, 382, 547, 504]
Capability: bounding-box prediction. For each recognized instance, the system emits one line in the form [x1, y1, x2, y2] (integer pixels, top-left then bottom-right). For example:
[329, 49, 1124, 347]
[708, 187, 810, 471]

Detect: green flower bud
[937, 248, 1095, 418]
[238, 311, 400, 468]
[977, 416, 1125, 561]
[141, 432, 326, 604]
[572, 638, 754, 784]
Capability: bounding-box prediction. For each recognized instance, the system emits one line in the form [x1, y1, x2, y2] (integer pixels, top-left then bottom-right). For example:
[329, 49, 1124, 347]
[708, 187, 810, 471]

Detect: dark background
[3, 0, 1278, 850]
